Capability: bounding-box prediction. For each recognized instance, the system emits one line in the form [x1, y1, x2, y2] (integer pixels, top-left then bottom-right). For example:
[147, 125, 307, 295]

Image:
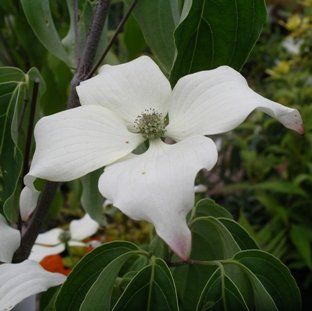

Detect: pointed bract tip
[171, 232, 192, 261]
[296, 124, 304, 135]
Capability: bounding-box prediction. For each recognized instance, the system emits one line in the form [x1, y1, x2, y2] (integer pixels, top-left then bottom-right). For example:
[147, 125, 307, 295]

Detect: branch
[22, 79, 40, 178]
[78, 0, 111, 76]
[13, 0, 111, 262]
[13, 182, 59, 263]
[167, 259, 221, 267]
[87, 0, 138, 78]
[69, 0, 111, 108]
[17, 79, 40, 231]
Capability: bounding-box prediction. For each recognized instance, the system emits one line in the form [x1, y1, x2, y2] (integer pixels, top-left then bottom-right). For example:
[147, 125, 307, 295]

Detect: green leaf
[290, 225, 312, 269]
[0, 67, 25, 82]
[80, 251, 147, 311]
[191, 198, 233, 220]
[124, 0, 180, 73]
[225, 250, 302, 310]
[224, 181, 307, 197]
[1, 67, 46, 222]
[21, 0, 73, 67]
[252, 181, 307, 197]
[170, 0, 267, 85]
[196, 268, 249, 311]
[40, 286, 60, 311]
[211, 263, 278, 311]
[149, 235, 170, 259]
[0, 67, 26, 220]
[174, 216, 241, 310]
[56, 241, 139, 311]
[123, 15, 147, 60]
[113, 258, 179, 311]
[218, 218, 259, 250]
[81, 169, 107, 226]
[191, 217, 241, 259]
[197, 250, 301, 310]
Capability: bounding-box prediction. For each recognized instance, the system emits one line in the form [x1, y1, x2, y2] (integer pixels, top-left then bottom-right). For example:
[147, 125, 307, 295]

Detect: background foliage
[0, 0, 311, 310]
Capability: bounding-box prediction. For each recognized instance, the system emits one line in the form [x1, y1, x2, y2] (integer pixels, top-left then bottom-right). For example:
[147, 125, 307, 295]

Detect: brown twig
[87, 0, 138, 78]
[68, 0, 111, 108]
[13, 182, 59, 263]
[22, 79, 40, 178]
[167, 259, 220, 267]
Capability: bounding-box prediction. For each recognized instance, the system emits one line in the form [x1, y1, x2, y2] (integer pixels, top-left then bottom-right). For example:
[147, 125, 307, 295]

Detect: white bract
[0, 215, 65, 310]
[21, 56, 303, 260]
[29, 214, 99, 262]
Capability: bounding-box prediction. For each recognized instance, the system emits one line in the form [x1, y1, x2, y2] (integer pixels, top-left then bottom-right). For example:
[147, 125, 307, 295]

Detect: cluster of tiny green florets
[134, 108, 165, 139]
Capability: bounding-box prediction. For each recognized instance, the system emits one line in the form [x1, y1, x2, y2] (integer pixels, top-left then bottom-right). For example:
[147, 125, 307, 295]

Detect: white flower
[21, 56, 303, 260]
[0, 215, 65, 310]
[29, 214, 99, 262]
[282, 37, 303, 55]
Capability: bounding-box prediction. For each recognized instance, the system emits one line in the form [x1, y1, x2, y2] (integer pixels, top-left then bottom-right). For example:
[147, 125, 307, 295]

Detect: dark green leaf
[124, 15, 147, 60]
[170, 0, 267, 85]
[81, 251, 147, 311]
[191, 217, 241, 260]
[124, 0, 180, 73]
[218, 218, 259, 250]
[56, 241, 139, 311]
[113, 258, 179, 311]
[81, 169, 107, 226]
[225, 250, 302, 310]
[0, 67, 26, 220]
[1, 67, 46, 222]
[174, 216, 241, 310]
[196, 268, 249, 311]
[191, 198, 233, 221]
[21, 0, 73, 67]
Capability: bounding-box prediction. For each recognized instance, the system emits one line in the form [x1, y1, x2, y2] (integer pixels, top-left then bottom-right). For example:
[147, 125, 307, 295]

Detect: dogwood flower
[0, 215, 65, 310]
[29, 214, 99, 262]
[21, 56, 303, 260]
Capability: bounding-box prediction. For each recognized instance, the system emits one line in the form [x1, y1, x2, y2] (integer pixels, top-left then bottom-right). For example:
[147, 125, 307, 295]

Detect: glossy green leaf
[123, 15, 147, 60]
[224, 250, 301, 310]
[61, 0, 76, 62]
[55, 241, 139, 311]
[191, 198, 233, 220]
[21, 0, 73, 67]
[197, 250, 301, 310]
[218, 218, 259, 250]
[1, 67, 45, 222]
[81, 169, 107, 226]
[113, 258, 179, 311]
[174, 216, 241, 310]
[81, 251, 147, 311]
[191, 217, 241, 260]
[196, 268, 249, 311]
[170, 0, 267, 85]
[0, 67, 26, 220]
[124, 0, 180, 73]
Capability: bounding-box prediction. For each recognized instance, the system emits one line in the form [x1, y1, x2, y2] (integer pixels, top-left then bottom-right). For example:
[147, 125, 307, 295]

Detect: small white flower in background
[20, 56, 303, 260]
[29, 214, 99, 262]
[0, 215, 65, 310]
[282, 37, 303, 55]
